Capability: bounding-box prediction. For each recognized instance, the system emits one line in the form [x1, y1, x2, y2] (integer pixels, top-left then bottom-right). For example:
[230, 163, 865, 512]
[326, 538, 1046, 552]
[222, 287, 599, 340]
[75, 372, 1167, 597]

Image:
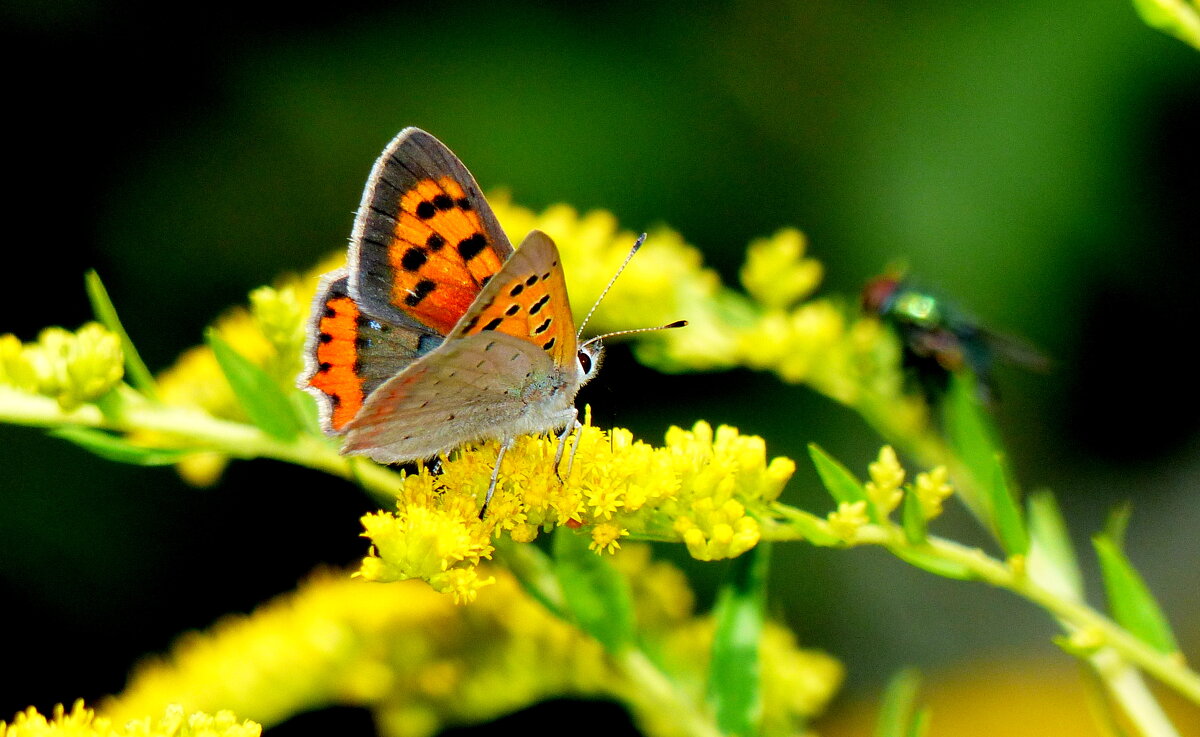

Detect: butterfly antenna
[580, 320, 688, 349]
[576, 233, 647, 340]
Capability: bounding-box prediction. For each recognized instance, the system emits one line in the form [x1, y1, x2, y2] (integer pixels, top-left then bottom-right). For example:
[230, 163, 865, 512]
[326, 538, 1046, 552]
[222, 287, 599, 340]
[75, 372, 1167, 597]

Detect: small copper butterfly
[299, 128, 681, 511]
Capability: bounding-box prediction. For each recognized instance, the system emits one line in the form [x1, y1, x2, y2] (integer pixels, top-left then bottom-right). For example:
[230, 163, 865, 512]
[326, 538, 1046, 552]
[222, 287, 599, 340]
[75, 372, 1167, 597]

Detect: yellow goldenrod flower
[865, 445, 905, 516]
[12, 323, 124, 411]
[740, 228, 823, 309]
[358, 419, 793, 595]
[247, 285, 307, 386]
[913, 465, 955, 519]
[106, 557, 840, 737]
[827, 501, 870, 542]
[0, 702, 259, 737]
[357, 473, 496, 604]
[0, 334, 38, 391]
[589, 522, 628, 554]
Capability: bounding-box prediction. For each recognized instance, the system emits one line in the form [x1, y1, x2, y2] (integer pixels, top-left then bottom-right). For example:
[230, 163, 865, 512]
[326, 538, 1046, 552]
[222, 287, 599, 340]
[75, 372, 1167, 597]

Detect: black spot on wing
[458, 233, 488, 261]
[401, 247, 428, 272]
[405, 279, 437, 306]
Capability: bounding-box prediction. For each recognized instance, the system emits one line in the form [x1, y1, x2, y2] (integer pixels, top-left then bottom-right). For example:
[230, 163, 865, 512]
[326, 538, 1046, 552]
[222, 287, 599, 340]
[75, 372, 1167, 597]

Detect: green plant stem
[614, 647, 725, 737]
[841, 524, 1200, 713]
[0, 387, 404, 506]
[497, 538, 723, 737]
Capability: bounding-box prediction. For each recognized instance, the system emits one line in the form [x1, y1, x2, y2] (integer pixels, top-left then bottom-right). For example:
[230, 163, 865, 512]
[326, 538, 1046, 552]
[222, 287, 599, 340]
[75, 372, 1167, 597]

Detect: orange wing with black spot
[448, 230, 579, 370]
[348, 128, 513, 335]
[299, 268, 443, 434]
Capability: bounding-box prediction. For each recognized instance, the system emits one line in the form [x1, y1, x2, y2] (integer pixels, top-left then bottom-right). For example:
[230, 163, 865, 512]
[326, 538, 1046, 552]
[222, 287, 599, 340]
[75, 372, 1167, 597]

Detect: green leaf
[709, 543, 770, 736]
[875, 669, 928, 737]
[207, 329, 302, 441]
[1026, 489, 1083, 602]
[942, 374, 1001, 522]
[1093, 532, 1179, 655]
[85, 270, 159, 400]
[808, 443, 868, 506]
[551, 526, 635, 653]
[51, 426, 195, 465]
[1131, 0, 1200, 50]
[773, 507, 841, 546]
[989, 454, 1028, 556]
[892, 546, 975, 581]
[901, 486, 927, 545]
[1103, 500, 1133, 548]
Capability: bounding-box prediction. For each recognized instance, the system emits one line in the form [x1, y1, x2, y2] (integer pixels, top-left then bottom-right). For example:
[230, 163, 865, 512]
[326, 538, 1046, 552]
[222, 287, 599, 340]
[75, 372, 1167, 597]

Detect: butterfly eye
[577, 350, 593, 375]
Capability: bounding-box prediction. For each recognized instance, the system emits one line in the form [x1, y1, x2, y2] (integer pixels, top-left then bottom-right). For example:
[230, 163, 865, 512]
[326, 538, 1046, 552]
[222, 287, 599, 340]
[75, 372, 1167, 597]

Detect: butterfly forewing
[450, 230, 579, 370]
[349, 128, 514, 335]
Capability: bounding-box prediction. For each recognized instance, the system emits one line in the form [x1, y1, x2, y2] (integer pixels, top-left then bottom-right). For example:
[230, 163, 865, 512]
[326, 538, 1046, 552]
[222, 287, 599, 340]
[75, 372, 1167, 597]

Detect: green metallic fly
[862, 272, 1049, 403]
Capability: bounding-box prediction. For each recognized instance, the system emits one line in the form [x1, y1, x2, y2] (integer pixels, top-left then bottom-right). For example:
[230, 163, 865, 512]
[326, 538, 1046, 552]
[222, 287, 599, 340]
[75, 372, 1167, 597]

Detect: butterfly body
[299, 128, 600, 502]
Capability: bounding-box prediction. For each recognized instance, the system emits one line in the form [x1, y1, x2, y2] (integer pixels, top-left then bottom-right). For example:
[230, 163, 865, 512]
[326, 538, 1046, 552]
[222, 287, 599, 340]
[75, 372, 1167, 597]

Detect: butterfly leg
[479, 438, 514, 519]
[552, 407, 581, 485]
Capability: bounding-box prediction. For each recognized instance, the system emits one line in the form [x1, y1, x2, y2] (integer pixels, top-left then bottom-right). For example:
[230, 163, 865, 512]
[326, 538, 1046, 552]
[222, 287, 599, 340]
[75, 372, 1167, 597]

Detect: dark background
[2, 0, 1198, 732]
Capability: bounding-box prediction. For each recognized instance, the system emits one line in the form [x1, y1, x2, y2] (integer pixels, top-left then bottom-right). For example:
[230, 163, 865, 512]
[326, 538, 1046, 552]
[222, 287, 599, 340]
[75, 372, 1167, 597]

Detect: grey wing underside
[341, 331, 565, 464]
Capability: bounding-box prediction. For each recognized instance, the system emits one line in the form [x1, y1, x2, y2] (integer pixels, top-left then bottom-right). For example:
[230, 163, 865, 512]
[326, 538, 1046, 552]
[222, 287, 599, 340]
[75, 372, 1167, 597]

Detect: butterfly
[298, 128, 674, 511]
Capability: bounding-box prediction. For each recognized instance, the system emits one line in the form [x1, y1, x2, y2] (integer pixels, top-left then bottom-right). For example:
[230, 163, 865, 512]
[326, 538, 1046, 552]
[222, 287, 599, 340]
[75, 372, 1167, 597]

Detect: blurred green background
[2, 0, 1198, 732]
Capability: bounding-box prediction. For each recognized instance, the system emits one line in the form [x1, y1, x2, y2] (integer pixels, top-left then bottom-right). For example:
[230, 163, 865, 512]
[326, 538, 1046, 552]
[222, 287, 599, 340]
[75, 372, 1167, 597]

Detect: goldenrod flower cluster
[0, 703, 258, 737]
[359, 420, 795, 600]
[105, 552, 840, 737]
[820, 446, 956, 544]
[0, 324, 123, 411]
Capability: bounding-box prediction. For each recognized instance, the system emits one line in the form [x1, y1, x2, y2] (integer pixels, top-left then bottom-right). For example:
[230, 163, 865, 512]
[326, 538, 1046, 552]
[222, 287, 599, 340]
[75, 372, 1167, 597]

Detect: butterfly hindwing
[449, 230, 578, 370]
[349, 128, 514, 335]
[342, 331, 562, 463]
[299, 269, 443, 434]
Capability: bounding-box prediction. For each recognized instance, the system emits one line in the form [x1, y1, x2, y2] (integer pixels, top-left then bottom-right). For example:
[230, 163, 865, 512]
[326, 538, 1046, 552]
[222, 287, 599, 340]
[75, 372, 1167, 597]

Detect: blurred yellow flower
[105, 557, 840, 737]
[0, 324, 123, 411]
[865, 445, 905, 516]
[0, 702, 259, 737]
[828, 501, 870, 542]
[913, 465, 955, 520]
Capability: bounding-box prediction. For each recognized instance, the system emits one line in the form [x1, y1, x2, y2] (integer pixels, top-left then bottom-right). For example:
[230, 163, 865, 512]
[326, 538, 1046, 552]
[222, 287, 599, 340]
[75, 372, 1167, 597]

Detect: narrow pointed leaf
[207, 330, 302, 441]
[776, 508, 842, 547]
[875, 669, 926, 737]
[808, 444, 868, 506]
[51, 427, 195, 466]
[1026, 489, 1083, 602]
[1103, 500, 1133, 548]
[892, 546, 974, 581]
[1093, 533, 1179, 654]
[942, 374, 1000, 522]
[85, 270, 158, 399]
[551, 527, 635, 652]
[901, 487, 927, 545]
[709, 543, 770, 736]
[989, 454, 1028, 556]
